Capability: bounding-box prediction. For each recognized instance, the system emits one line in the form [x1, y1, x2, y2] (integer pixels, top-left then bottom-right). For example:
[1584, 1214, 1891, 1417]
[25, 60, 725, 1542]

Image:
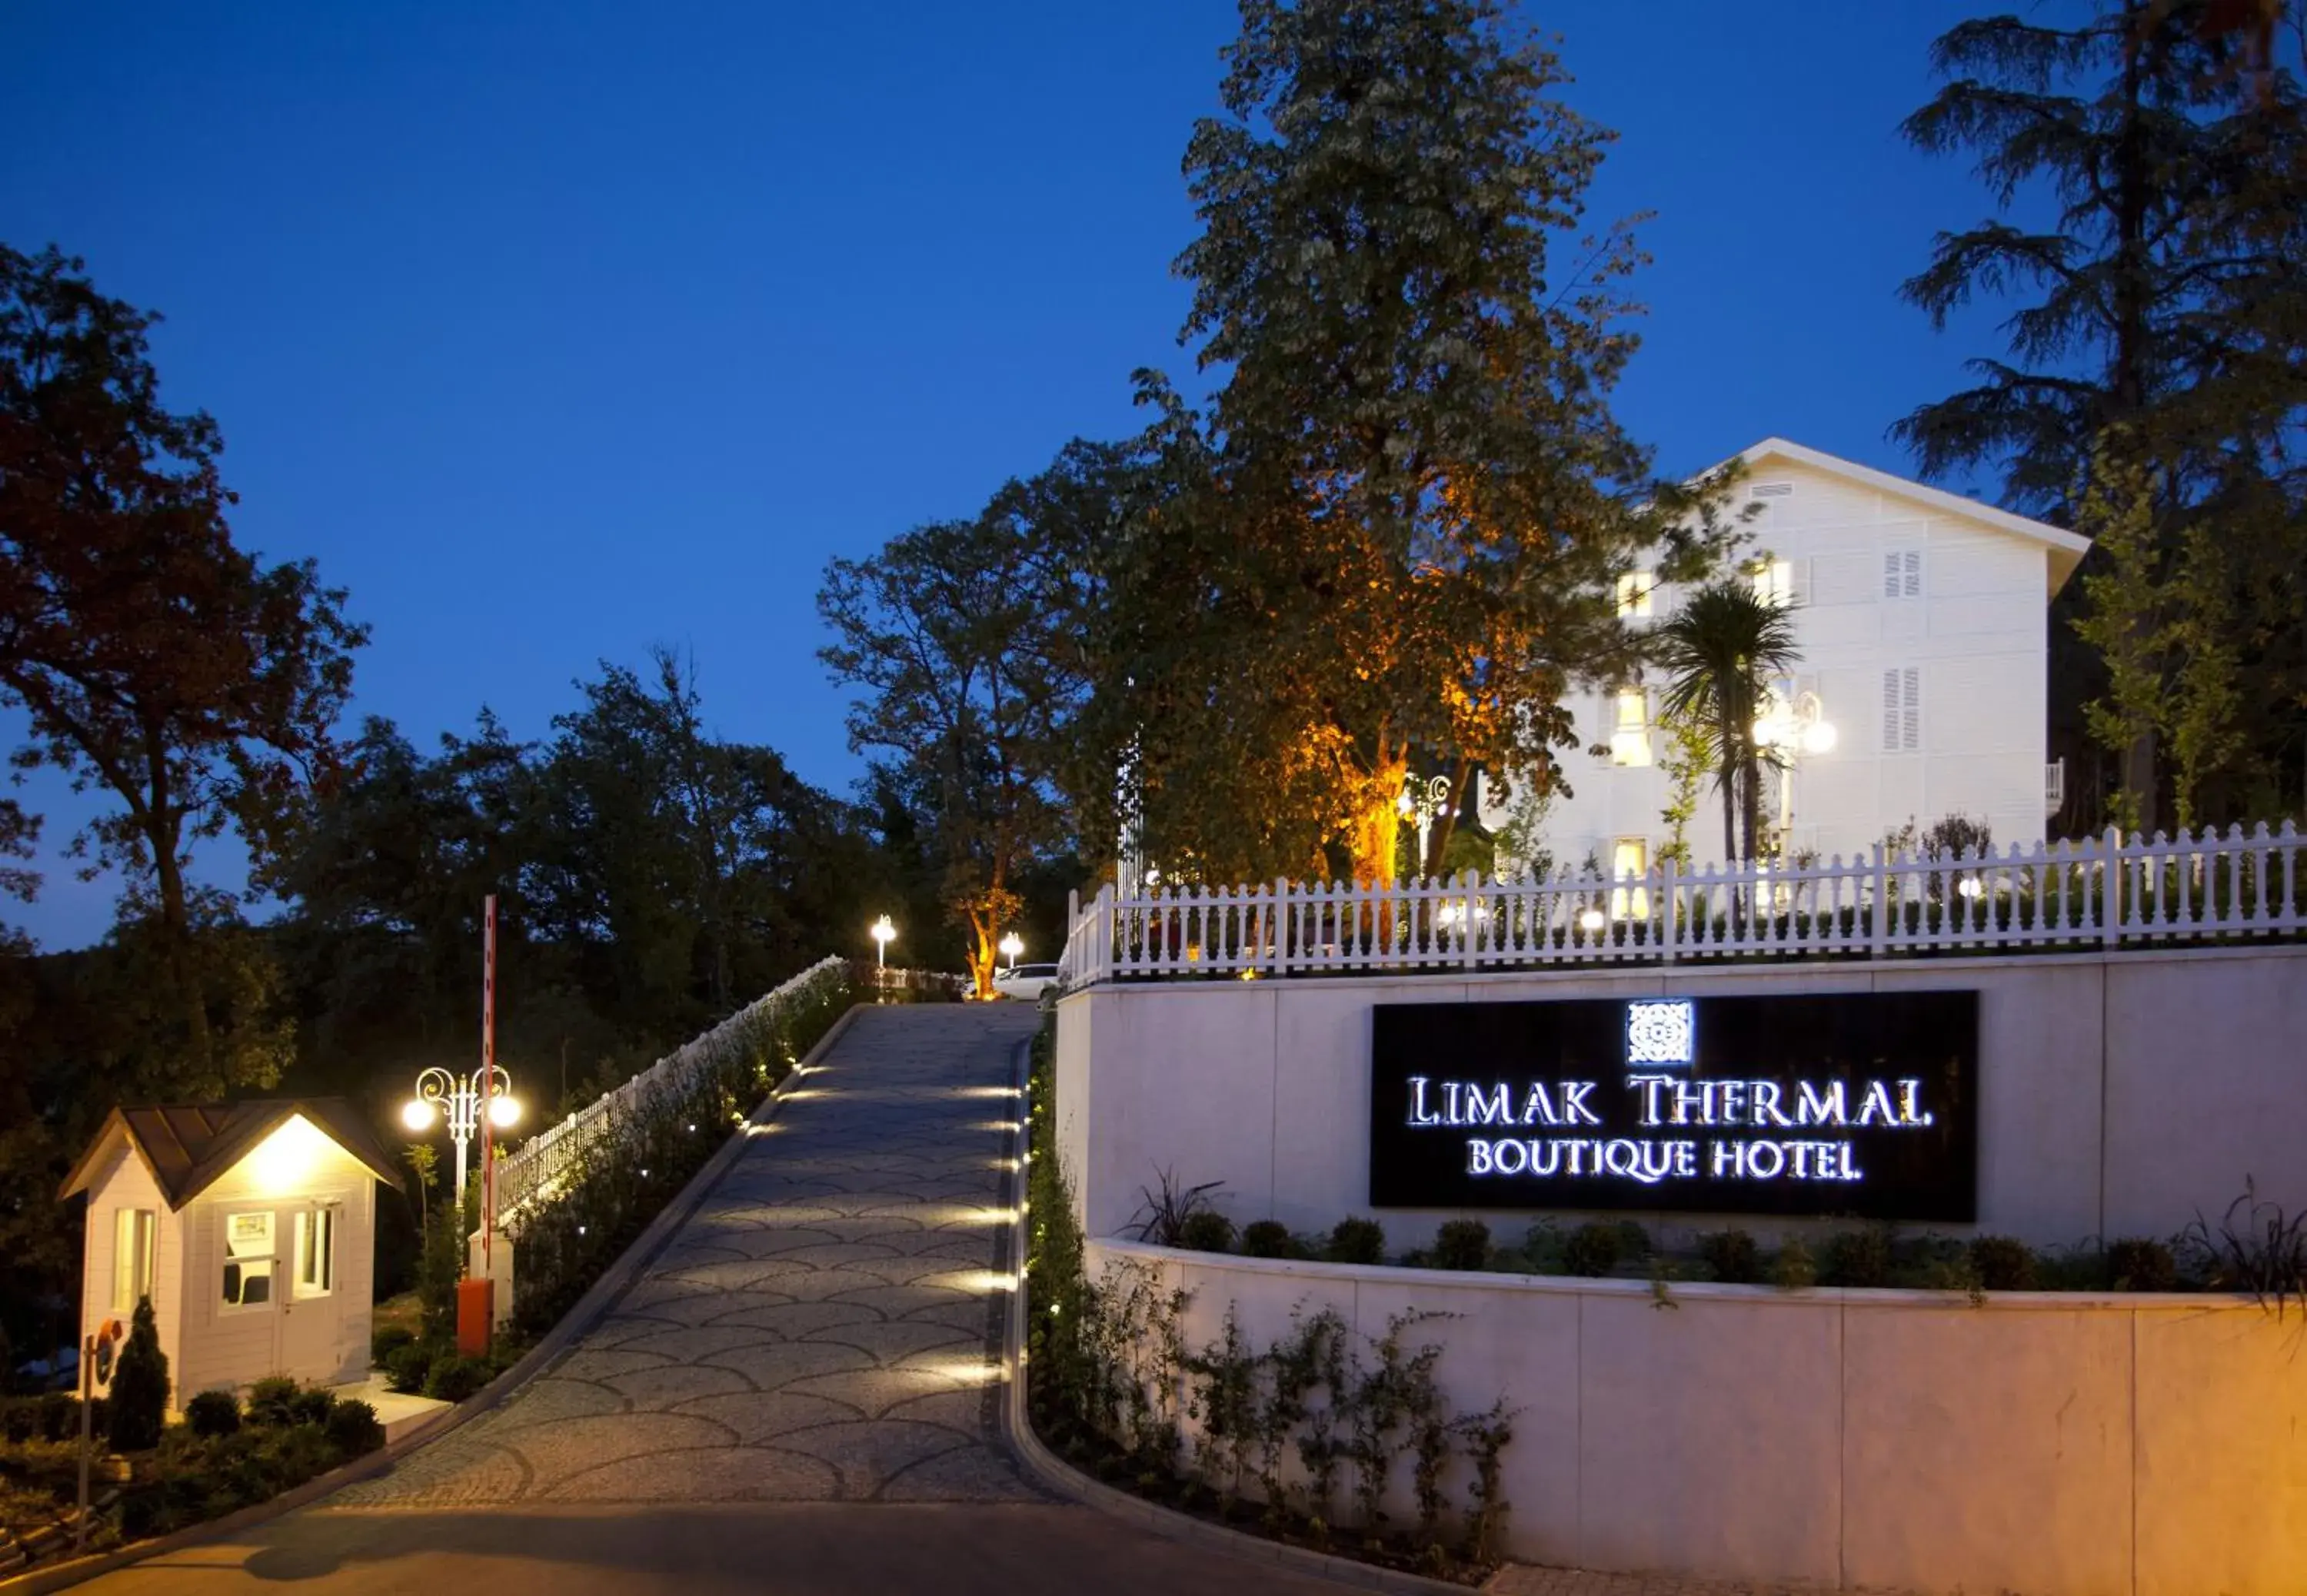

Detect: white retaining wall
[1054, 945, 2307, 1249]
[1087, 1239, 2307, 1595]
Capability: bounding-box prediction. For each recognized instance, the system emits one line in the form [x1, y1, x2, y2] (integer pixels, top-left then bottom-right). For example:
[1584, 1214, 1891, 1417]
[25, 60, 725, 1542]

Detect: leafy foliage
[1653, 580, 1803, 864]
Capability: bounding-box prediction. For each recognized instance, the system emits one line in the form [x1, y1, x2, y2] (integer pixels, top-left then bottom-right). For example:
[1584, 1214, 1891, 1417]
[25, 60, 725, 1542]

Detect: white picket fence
[1055, 822, 2307, 986]
[493, 956, 853, 1219]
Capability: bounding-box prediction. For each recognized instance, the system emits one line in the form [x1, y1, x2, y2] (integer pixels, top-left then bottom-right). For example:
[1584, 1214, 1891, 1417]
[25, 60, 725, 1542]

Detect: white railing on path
[493, 956, 854, 1219]
[1054, 822, 2306, 987]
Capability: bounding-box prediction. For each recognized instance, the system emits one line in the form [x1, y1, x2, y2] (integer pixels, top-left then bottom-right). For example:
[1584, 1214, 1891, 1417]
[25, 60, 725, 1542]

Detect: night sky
[2, 2, 2044, 947]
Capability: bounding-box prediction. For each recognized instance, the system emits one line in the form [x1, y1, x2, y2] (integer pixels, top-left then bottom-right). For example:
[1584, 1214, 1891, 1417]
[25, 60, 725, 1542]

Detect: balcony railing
[1054, 822, 2305, 986]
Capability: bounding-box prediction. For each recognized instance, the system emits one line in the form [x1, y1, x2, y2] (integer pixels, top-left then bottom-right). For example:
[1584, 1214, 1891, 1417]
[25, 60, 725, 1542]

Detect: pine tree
[1896, 3, 2307, 828]
[106, 1295, 168, 1451]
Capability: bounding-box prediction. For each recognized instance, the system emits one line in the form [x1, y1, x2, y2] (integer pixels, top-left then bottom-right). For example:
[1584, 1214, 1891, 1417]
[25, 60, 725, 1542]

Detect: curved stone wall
[1085, 1238, 2307, 1596]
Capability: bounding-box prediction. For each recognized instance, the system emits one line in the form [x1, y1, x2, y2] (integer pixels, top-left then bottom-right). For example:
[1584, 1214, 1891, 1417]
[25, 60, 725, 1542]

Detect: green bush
[1969, 1235, 2039, 1292]
[184, 1390, 241, 1438]
[1239, 1220, 1300, 1259]
[383, 1342, 438, 1395]
[292, 1386, 336, 1427]
[1177, 1211, 1237, 1253]
[38, 1391, 78, 1441]
[1432, 1219, 1492, 1272]
[1327, 1217, 1386, 1265]
[421, 1355, 492, 1404]
[324, 1399, 384, 1456]
[1698, 1229, 1762, 1284]
[244, 1376, 302, 1428]
[1561, 1222, 1620, 1278]
[1823, 1227, 1893, 1288]
[2, 1401, 32, 1443]
[418, 1204, 465, 1346]
[1521, 1221, 1563, 1273]
[1614, 1220, 1653, 1261]
[371, 1325, 416, 1365]
[1773, 1237, 1817, 1289]
[107, 1298, 169, 1451]
[2106, 1236, 2178, 1292]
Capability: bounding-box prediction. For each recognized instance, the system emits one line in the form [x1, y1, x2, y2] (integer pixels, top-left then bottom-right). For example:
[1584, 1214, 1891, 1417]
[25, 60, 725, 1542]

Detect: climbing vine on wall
[1023, 1016, 1516, 1580]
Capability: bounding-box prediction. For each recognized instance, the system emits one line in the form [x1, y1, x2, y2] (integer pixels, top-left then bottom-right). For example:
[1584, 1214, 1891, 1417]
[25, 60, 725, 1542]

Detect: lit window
[112, 1209, 155, 1314]
[1750, 559, 1795, 607]
[1616, 570, 1655, 617]
[293, 1206, 337, 1300]
[221, 1211, 275, 1309]
[1610, 690, 1651, 766]
[1611, 837, 1651, 920]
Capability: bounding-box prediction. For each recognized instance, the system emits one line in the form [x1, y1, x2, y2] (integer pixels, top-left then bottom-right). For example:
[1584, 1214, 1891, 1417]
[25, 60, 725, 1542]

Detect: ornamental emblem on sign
[1626, 999, 1695, 1066]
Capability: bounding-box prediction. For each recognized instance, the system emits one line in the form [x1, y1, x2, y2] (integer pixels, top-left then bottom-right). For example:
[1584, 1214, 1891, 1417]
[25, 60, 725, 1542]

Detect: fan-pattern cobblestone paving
[334, 1002, 1044, 1508]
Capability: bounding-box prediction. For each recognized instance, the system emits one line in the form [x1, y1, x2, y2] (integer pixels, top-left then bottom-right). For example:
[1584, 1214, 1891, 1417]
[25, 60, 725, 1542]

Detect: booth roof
[58, 1098, 405, 1209]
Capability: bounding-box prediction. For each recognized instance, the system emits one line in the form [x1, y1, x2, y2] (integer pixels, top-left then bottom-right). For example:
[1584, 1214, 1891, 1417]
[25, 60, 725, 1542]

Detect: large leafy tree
[1114, 0, 1701, 887]
[1896, 5, 2307, 828]
[0, 244, 365, 1062]
[820, 503, 1083, 998]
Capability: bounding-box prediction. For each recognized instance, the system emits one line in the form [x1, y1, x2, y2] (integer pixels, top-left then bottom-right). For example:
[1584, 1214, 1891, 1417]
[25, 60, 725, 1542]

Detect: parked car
[991, 963, 1060, 1002]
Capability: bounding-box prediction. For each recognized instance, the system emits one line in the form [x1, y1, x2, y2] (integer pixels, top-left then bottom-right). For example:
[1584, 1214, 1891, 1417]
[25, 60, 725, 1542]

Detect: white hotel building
[1481, 437, 2091, 877]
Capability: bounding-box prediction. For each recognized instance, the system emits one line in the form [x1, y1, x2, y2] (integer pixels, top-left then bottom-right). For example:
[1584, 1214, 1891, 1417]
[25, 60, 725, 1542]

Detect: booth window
[112, 1208, 155, 1313]
[294, 1206, 337, 1299]
[221, 1211, 275, 1308]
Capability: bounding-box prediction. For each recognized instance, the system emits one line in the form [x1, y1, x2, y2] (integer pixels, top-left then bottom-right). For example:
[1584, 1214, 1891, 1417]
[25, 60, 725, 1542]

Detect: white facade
[1483, 438, 2089, 876]
[66, 1105, 391, 1407]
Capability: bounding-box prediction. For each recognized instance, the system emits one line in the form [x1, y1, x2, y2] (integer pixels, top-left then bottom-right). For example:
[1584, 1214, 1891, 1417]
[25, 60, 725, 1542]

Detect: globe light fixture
[870, 914, 897, 995]
[998, 932, 1024, 972]
[1752, 687, 1836, 855]
[1578, 908, 1607, 934]
[404, 1064, 518, 1199]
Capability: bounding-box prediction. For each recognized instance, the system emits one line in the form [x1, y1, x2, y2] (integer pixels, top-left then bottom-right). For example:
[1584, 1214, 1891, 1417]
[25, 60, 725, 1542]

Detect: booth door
[277, 1199, 345, 1381]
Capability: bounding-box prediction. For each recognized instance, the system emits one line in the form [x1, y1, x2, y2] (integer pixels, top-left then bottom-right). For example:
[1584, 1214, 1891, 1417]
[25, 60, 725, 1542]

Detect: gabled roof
[1729, 437, 2092, 597]
[58, 1098, 404, 1209]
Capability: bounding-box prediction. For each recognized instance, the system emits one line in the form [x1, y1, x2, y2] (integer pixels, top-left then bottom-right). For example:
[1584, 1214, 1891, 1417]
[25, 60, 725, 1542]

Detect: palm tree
[1653, 580, 1802, 864]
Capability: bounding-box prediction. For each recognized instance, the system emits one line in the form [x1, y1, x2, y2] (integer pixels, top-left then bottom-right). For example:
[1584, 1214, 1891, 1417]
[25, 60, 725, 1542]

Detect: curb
[991, 1035, 1470, 1596]
[0, 1001, 870, 1596]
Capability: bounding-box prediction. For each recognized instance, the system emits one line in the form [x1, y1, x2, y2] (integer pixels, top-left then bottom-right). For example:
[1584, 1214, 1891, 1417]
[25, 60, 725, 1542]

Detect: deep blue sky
[4, 2, 2024, 948]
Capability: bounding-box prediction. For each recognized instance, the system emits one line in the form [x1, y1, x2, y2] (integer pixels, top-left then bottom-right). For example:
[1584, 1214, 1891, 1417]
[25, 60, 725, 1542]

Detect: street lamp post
[998, 932, 1024, 973]
[1753, 686, 1837, 859]
[870, 915, 897, 997]
[1396, 774, 1452, 879]
[402, 1065, 519, 1203]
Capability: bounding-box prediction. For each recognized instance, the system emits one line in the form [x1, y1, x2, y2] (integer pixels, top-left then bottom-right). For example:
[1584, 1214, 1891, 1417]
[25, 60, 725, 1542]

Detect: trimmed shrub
[1773, 1237, 1817, 1289]
[1969, 1235, 2039, 1292]
[383, 1342, 437, 1395]
[1177, 1210, 1237, 1254]
[371, 1325, 416, 1365]
[1561, 1222, 1620, 1278]
[1614, 1221, 1653, 1261]
[421, 1355, 492, 1405]
[2, 1401, 32, 1443]
[184, 1390, 241, 1438]
[107, 1297, 169, 1451]
[1239, 1220, 1300, 1259]
[38, 1391, 78, 1441]
[1823, 1227, 1893, 1288]
[1521, 1221, 1563, 1273]
[292, 1385, 337, 1427]
[1326, 1217, 1386, 1265]
[1433, 1219, 1493, 1272]
[245, 1376, 302, 1428]
[1698, 1229, 1762, 1284]
[325, 1399, 385, 1456]
[2106, 1236, 2178, 1292]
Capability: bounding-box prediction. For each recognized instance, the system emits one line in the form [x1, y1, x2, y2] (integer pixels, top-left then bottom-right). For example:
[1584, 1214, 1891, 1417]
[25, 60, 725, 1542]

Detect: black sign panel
[1369, 991, 1977, 1221]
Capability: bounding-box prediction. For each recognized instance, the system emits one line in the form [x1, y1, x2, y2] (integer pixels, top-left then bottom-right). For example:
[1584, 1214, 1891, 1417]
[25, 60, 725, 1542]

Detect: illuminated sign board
[1368, 991, 1977, 1220]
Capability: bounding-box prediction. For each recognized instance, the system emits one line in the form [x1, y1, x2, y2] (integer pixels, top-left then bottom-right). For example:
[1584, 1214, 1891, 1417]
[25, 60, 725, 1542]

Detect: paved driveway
[77, 1003, 1360, 1594]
